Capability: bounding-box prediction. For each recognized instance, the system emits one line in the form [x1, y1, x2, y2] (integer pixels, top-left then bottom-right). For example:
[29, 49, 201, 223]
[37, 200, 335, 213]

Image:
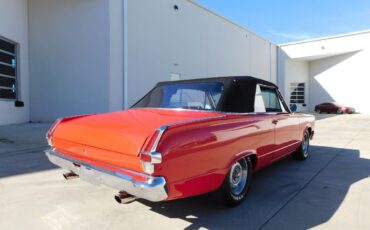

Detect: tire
[215, 157, 252, 207]
[337, 109, 343, 114]
[316, 109, 321, 114]
[292, 131, 310, 161]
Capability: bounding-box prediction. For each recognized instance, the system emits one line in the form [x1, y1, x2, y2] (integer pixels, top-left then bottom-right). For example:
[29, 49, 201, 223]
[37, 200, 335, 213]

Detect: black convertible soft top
[155, 76, 279, 113]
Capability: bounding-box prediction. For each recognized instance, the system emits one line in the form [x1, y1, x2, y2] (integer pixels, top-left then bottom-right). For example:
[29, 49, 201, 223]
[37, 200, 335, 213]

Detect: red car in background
[315, 102, 355, 114]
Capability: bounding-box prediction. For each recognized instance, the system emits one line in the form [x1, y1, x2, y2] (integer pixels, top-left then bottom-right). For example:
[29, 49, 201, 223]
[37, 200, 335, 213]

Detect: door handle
[272, 119, 279, 124]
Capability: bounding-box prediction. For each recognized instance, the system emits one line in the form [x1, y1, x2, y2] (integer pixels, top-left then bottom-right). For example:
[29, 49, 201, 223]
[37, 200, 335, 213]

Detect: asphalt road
[0, 114, 369, 230]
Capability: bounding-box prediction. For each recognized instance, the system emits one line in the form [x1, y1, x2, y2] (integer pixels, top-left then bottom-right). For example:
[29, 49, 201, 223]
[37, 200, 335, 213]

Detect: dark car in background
[315, 102, 355, 114]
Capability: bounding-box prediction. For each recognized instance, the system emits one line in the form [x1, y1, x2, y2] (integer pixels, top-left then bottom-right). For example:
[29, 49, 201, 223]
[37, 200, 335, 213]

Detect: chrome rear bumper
[45, 148, 168, 202]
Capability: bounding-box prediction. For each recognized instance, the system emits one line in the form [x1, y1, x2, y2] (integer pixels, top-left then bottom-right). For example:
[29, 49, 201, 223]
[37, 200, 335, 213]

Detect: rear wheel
[316, 109, 321, 114]
[215, 157, 252, 207]
[292, 131, 310, 161]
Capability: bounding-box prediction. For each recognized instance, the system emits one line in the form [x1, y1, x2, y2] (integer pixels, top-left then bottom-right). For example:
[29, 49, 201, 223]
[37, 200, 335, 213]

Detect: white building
[278, 30, 370, 113]
[0, 0, 369, 125]
[0, 0, 277, 125]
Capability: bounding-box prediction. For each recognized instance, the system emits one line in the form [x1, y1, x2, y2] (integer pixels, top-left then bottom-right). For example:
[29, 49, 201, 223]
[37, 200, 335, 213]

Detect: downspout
[123, 0, 128, 109]
[269, 42, 272, 82]
[277, 46, 284, 96]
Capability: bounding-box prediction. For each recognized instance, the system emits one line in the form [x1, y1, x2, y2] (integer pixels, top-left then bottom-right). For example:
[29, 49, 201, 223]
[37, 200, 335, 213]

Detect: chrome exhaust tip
[63, 171, 79, 180]
[114, 191, 138, 204]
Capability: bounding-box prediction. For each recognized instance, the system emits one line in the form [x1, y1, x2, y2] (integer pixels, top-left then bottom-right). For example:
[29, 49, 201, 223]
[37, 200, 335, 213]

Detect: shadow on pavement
[0, 147, 56, 178]
[139, 145, 370, 230]
[0, 123, 55, 178]
[313, 113, 338, 121]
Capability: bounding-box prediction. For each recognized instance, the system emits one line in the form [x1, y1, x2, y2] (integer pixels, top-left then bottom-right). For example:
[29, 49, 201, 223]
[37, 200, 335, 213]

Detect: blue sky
[194, 0, 370, 44]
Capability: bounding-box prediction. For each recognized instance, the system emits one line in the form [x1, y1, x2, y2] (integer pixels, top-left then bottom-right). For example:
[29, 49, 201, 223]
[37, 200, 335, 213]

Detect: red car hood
[53, 108, 222, 156]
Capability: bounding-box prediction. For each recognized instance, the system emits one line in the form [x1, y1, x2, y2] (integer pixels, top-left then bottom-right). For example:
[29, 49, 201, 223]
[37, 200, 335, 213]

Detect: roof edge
[279, 29, 370, 47]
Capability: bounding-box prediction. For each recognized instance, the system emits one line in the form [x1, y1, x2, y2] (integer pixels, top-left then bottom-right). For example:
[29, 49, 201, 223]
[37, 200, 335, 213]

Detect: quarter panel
[155, 114, 275, 199]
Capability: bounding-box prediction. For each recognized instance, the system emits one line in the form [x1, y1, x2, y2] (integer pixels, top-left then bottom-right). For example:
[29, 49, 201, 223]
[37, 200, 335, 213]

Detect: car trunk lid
[52, 108, 221, 157]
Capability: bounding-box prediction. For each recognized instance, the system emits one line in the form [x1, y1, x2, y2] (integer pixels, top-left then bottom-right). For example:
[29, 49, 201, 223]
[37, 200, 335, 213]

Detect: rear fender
[226, 150, 257, 171]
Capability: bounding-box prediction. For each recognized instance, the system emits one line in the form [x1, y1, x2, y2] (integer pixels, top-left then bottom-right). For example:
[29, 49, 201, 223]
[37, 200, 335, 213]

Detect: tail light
[140, 126, 167, 174]
[46, 118, 62, 146]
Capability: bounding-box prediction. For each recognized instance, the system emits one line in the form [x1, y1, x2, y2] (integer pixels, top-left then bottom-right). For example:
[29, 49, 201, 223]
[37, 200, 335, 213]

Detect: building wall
[126, 0, 277, 106]
[283, 60, 309, 112]
[280, 31, 369, 61]
[0, 0, 29, 125]
[309, 49, 370, 113]
[29, 0, 124, 122]
[3, 0, 370, 125]
[27, 0, 277, 121]
[280, 31, 370, 114]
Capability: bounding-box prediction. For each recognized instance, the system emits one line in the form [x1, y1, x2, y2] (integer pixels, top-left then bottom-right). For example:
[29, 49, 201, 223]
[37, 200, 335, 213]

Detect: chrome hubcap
[229, 160, 248, 196]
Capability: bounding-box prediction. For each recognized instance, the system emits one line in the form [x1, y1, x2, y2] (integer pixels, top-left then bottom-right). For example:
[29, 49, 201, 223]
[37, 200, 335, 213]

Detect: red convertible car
[46, 76, 315, 207]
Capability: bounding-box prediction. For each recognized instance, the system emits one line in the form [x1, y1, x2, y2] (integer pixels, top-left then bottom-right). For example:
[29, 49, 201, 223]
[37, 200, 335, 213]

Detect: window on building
[0, 37, 17, 100]
[290, 82, 305, 104]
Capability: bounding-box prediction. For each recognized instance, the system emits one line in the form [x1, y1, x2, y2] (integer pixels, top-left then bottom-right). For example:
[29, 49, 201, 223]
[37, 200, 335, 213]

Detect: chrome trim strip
[46, 118, 62, 146]
[131, 107, 222, 114]
[131, 107, 288, 116]
[150, 125, 168, 152]
[140, 125, 167, 167]
[276, 141, 301, 151]
[258, 141, 301, 158]
[45, 148, 168, 202]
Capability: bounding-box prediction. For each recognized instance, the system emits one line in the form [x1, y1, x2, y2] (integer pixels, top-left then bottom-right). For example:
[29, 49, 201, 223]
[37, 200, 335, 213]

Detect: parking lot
[0, 114, 370, 230]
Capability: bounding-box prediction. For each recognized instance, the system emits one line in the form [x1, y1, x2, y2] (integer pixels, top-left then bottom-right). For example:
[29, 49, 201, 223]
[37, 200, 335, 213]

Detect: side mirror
[290, 104, 297, 112]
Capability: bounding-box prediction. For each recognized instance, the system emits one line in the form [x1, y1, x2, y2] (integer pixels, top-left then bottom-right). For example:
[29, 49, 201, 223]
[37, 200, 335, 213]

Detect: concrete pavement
[0, 115, 369, 230]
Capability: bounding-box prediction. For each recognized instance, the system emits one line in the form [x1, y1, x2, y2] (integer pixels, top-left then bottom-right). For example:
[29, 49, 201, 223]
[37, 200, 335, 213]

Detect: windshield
[132, 82, 224, 111]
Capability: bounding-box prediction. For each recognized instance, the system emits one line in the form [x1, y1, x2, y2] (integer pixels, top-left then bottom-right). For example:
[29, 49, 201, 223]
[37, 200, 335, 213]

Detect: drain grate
[0, 138, 14, 144]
